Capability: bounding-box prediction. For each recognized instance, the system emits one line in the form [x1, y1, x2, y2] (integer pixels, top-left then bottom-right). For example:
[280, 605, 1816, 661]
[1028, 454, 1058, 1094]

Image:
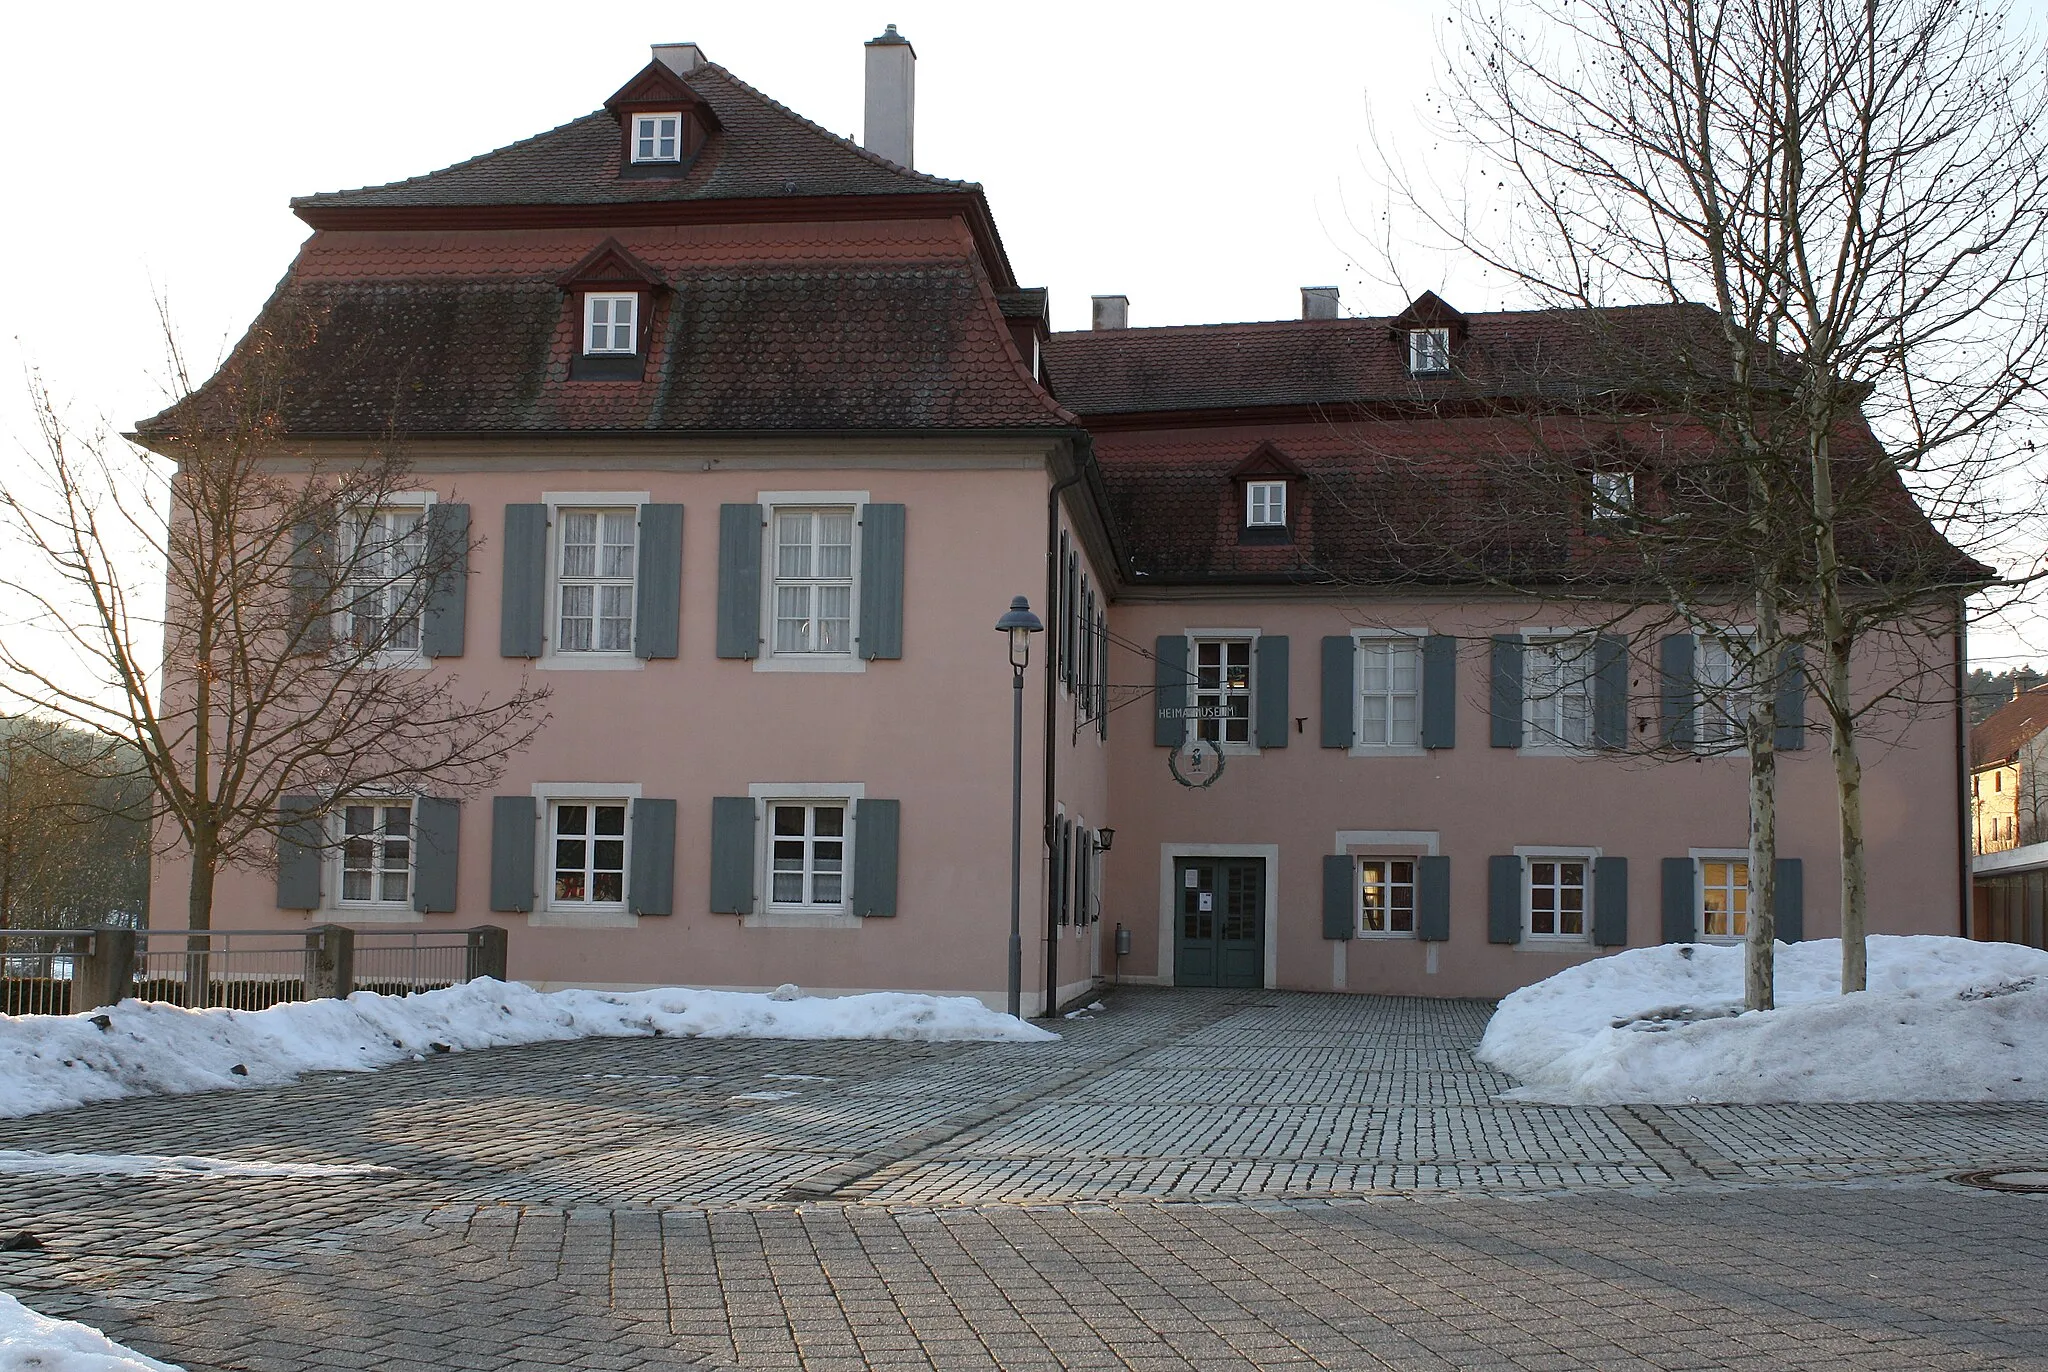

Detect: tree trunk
[1828, 630, 1868, 993]
[1746, 602, 1781, 1012]
[184, 827, 217, 1008]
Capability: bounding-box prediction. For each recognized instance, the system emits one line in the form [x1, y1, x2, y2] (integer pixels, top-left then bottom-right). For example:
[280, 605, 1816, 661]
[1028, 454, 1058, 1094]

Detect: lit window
[1591, 470, 1635, 523]
[770, 802, 846, 908]
[343, 508, 426, 655]
[632, 113, 682, 163]
[1409, 327, 1451, 373]
[1527, 858, 1588, 939]
[1192, 638, 1253, 746]
[1358, 636, 1423, 747]
[584, 294, 638, 355]
[556, 509, 636, 653]
[1700, 859, 1748, 940]
[552, 802, 626, 906]
[1358, 858, 1417, 936]
[772, 509, 855, 654]
[1525, 635, 1596, 748]
[339, 802, 411, 905]
[1246, 481, 1287, 527]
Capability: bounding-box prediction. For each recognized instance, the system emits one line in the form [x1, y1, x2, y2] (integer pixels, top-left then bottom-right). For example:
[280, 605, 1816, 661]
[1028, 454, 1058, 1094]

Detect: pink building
[145, 36, 1975, 1011]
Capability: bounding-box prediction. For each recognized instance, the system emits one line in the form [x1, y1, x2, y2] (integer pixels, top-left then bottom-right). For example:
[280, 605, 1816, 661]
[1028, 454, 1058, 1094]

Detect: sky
[1, 0, 2043, 672]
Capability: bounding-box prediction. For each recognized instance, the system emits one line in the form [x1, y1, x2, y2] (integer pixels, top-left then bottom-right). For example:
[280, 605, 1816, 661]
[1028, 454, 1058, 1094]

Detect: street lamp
[995, 595, 1043, 1018]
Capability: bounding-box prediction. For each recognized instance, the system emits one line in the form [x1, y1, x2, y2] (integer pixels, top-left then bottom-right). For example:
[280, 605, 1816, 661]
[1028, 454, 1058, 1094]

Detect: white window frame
[1690, 848, 1750, 944]
[745, 782, 867, 929]
[330, 797, 417, 919]
[539, 492, 647, 672]
[1245, 481, 1287, 527]
[336, 493, 435, 666]
[583, 292, 639, 355]
[1521, 630, 1598, 753]
[1694, 630, 1756, 750]
[631, 112, 683, 163]
[1356, 855, 1421, 939]
[1517, 844, 1600, 943]
[755, 491, 868, 675]
[1409, 327, 1451, 374]
[1352, 629, 1427, 755]
[1186, 630, 1259, 752]
[1590, 470, 1635, 524]
[528, 782, 642, 927]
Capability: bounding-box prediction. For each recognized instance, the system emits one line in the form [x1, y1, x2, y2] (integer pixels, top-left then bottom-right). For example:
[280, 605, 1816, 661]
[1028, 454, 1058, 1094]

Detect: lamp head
[995, 595, 1043, 670]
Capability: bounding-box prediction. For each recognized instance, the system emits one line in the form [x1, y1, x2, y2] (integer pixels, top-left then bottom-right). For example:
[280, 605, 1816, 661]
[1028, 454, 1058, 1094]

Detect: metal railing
[0, 929, 83, 1015]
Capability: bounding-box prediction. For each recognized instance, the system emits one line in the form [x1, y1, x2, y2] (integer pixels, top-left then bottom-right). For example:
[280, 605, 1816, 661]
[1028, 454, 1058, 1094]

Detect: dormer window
[632, 114, 682, 163]
[1246, 481, 1287, 527]
[1409, 328, 1452, 374]
[1590, 469, 1636, 529]
[584, 293, 639, 355]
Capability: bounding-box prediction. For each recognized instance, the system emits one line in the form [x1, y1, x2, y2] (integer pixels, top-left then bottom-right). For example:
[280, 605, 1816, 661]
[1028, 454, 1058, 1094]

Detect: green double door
[1174, 857, 1265, 988]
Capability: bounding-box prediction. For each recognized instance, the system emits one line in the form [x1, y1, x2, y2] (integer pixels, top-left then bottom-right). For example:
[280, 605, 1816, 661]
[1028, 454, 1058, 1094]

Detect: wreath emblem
[1167, 738, 1227, 789]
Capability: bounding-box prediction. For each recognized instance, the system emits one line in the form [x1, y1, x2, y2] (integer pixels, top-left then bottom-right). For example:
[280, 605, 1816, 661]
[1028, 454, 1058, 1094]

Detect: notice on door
[1198, 892, 1213, 911]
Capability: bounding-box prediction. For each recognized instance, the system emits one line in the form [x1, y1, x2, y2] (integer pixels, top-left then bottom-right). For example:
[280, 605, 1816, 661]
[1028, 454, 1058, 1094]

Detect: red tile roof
[1973, 687, 2048, 766]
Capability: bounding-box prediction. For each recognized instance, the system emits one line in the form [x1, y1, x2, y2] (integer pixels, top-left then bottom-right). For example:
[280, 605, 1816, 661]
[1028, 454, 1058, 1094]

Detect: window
[1358, 636, 1423, 747]
[1700, 858, 1748, 940]
[1527, 857, 1589, 939]
[1695, 634, 1752, 747]
[552, 802, 626, 906]
[1246, 481, 1287, 527]
[772, 509, 854, 655]
[1524, 635, 1595, 748]
[339, 801, 411, 906]
[632, 113, 682, 162]
[1590, 470, 1635, 524]
[769, 802, 846, 909]
[1408, 327, 1451, 373]
[343, 507, 426, 655]
[584, 293, 638, 355]
[1358, 858, 1417, 936]
[1192, 638, 1252, 746]
[556, 510, 636, 653]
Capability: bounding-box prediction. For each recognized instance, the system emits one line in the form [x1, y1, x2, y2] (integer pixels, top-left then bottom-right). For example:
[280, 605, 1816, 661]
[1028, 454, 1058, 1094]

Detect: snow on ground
[0, 980, 1054, 1121]
[1479, 935, 2048, 1104]
[0, 1289, 181, 1371]
[0, 1151, 393, 1178]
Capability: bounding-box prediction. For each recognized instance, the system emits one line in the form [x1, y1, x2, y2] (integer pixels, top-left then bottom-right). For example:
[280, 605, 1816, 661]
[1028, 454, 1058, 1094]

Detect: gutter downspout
[1041, 436, 1090, 1015]
[1956, 591, 1973, 936]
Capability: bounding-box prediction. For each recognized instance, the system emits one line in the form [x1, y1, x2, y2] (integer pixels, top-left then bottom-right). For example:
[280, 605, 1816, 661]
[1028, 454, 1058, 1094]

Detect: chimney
[1301, 286, 1340, 321]
[1092, 295, 1129, 331]
[652, 42, 705, 76]
[863, 25, 916, 169]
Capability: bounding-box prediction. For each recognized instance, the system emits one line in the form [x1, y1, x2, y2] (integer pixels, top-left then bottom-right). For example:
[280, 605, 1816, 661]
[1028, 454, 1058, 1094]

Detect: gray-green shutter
[1417, 855, 1451, 941]
[629, 798, 676, 915]
[1096, 613, 1110, 741]
[489, 795, 537, 913]
[421, 503, 470, 659]
[1255, 636, 1290, 748]
[291, 522, 331, 654]
[1154, 635, 1188, 747]
[1322, 854, 1354, 940]
[1593, 855, 1628, 946]
[1490, 636, 1524, 747]
[851, 799, 900, 916]
[1487, 854, 1523, 943]
[1064, 549, 1079, 690]
[1056, 818, 1073, 924]
[1775, 646, 1807, 750]
[716, 504, 763, 660]
[412, 797, 460, 914]
[1775, 857, 1804, 941]
[1659, 634, 1696, 748]
[633, 504, 683, 660]
[1320, 636, 1354, 748]
[1660, 857, 1694, 943]
[499, 504, 548, 658]
[709, 797, 757, 913]
[1422, 635, 1457, 749]
[1593, 634, 1628, 750]
[276, 795, 322, 909]
[858, 503, 906, 660]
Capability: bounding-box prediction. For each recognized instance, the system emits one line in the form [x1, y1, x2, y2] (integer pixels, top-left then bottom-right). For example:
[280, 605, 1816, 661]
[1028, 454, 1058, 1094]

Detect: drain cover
[1952, 1168, 2048, 1193]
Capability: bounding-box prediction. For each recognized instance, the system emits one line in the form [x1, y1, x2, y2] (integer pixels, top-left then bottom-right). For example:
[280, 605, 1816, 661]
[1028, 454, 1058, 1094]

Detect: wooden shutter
[851, 799, 900, 916]
[1775, 857, 1804, 942]
[1775, 646, 1807, 750]
[1064, 548, 1079, 690]
[629, 798, 676, 915]
[1080, 581, 1095, 712]
[411, 797, 460, 914]
[1322, 854, 1354, 940]
[1056, 818, 1072, 925]
[633, 504, 683, 661]
[1416, 855, 1451, 942]
[421, 503, 470, 659]
[499, 504, 548, 658]
[275, 796, 322, 909]
[1487, 855, 1523, 943]
[1659, 634, 1696, 749]
[1592, 855, 1628, 946]
[1096, 612, 1110, 741]
[1255, 635, 1290, 748]
[1421, 635, 1457, 749]
[708, 797, 757, 913]
[291, 521, 331, 654]
[715, 504, 763, 660]
[858, 503, 906, 660]
[1154, 635, 1188, 747]
[1660, 857, 1695, 943]
[489, 795, 537, 913]
[1593, 634, 1628, 750]
[1489, 637, 1524, 748]
[1320, 636, 1354, 748]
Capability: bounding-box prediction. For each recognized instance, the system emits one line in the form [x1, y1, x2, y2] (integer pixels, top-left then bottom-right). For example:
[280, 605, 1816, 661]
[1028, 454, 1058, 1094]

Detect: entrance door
[1174, 857, 1265, 988]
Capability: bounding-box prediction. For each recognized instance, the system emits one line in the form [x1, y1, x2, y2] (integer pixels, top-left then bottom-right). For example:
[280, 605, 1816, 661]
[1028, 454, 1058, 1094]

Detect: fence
[0, 925, 508, 1016]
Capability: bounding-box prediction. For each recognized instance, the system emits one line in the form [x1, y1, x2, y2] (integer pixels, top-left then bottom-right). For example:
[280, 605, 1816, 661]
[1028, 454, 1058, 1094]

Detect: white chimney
[1301, 286, 1340, 321]
[652, 43, 705, 76]
[1092, 295, 1130, 331]
[863, 25, 916, 168]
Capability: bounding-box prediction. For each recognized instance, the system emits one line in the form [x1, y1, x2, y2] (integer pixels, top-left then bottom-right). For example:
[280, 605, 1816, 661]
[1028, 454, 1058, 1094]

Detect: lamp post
[996, 595, 1043, 1018]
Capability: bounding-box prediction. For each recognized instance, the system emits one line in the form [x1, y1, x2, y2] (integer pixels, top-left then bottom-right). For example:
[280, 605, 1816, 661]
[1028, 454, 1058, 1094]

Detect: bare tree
[0, 718, 146, 928]
[0, 310, 549, 929]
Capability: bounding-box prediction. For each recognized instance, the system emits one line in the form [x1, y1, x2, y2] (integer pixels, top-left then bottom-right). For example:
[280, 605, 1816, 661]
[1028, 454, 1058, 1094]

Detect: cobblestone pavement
[1, 988, 2045, 1370]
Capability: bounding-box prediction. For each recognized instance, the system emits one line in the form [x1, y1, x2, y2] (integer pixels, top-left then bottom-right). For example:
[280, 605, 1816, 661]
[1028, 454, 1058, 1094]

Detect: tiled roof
[1973, 687, 2048, 766]
[293, 62, 974, 213]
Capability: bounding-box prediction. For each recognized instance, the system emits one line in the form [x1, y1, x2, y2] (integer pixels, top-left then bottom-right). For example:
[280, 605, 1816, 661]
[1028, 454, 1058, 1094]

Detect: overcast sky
[1, 0, 2042, 669]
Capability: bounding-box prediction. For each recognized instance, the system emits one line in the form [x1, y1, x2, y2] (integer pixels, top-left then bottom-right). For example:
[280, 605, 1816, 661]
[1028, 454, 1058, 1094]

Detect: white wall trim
[529, 782, 643, 920]
[1156, 842, 1282, 989]
[743, 783, 867, 928]
[537, 493, 652, 672]
[753, 492, 872, 675]
[1335, 829, 1440, 856]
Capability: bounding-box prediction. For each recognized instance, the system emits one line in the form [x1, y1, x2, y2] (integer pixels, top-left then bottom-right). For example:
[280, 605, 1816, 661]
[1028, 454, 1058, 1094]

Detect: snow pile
[1479, 935, 2048, 1104]
[0, 980, 1054, 1120]
[0, 1289, 181, 1371]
